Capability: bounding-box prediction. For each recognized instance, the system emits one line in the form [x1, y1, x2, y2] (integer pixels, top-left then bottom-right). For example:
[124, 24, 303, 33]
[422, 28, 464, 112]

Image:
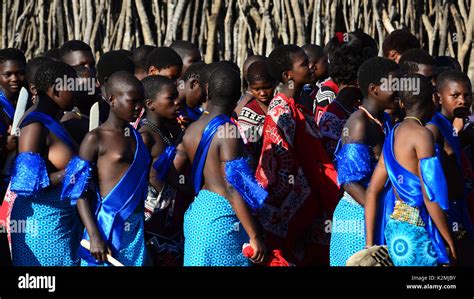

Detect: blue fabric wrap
[153, 145, 177, 181]
[334, 141, 375, 188]
[382, 112, 393, 136]
[10, 152, 50, 196]
[428, 112, 461, 169]
[225, 158, 267, 211]
[191, 115, 231, 194]
[61, 156, 93, 205]
[382, 123, 450, 264]
[80, 126, 151, 265]
[185, 104, 203, 121]
[0, 91, 15, 120]
[20, 111, 75, 151]
[428, 112, 473, 233]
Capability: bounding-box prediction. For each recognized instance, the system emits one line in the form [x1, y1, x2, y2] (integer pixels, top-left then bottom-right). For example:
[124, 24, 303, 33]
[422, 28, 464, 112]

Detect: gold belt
[390, 200, 425, 227]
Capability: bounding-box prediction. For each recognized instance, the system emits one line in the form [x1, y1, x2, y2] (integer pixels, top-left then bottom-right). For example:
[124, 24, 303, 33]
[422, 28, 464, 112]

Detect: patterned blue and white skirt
[80, 208, 147, 267]
[385, 218, 438, 266]
[329, 192, 365, 266]
[10, 185, 82, 266]
[183, 189, 250, 266]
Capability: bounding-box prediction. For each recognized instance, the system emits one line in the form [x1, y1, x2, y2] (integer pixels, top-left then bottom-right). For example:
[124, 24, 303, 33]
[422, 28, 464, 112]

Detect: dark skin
[235, 57, 267, 116]
[167, 101, 268, 264]
[139, 84, 191, 195]
[148, 65, 182, 83]
[340, 73, 397, 207]
[17, 73, 77, 187]
[180, 49, 202, 78]
[416, 63, 436, 86]
[178, 75, 205, 111]
[365, 103, 457, 263]
[279, 50, 311, 105]
[76, 82, 144, 262]
[426, 80, 473, 202]
[0, 60, 26, 154]
[61, 50, 96, 74]
[248, 80, 275, 114]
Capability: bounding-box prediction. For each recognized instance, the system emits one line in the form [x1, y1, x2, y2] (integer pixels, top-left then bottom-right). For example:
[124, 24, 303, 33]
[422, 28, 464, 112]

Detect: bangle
[364, 245, 374, 249]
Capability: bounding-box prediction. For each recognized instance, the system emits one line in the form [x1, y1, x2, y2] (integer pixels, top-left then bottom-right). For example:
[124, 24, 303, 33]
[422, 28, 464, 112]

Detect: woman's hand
[249, 235, 268, 264]
[89, 235, 112, 263]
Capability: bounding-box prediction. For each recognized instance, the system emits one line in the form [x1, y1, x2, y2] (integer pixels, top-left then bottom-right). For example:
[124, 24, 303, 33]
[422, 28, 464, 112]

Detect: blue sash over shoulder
[191, 115, 267, 210]
[191, 115, 231, 194]
[153, 145, 177, 181]
[382, 123, 450, 264]
[428, 112, 461, 168]
[0, 91, 14, 120]
[10, 112, 75, 196]
[64, 126, 151, 264]
[20, 111, 76, 150]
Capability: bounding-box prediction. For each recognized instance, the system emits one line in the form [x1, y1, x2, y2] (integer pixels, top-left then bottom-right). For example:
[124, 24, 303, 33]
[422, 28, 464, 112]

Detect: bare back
[183, 113, 242, 199]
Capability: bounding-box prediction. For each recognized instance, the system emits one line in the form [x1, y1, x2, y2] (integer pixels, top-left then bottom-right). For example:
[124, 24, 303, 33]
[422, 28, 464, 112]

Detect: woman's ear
[109, 95, 116, 107]
[148, 66, 159, 75]
[145, 99, 154, 110]
[282, 70, 292, 83]
[369, 83, 378, 97]
[190, 78, 199, 89]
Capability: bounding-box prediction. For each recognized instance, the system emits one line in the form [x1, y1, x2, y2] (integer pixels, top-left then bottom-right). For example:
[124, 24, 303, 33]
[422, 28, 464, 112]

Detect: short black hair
[26, 57, 53, 84]
[146, 47, 183, 70]
[382, 29, 420, 57]
[183, 61, 206, 81]
[105, 71, 143, 98]
[302, 44, 325, 61]
[0, 48, 27, 65]
[97, 50, 135, 85]
[348, 30, 379, 57]
[436, 69, 472, 94]
[329, 42, 370, 85]
[358, 56, 399, 98]
[208, 67, 241, 108]
[34, 60, 76, 94]
[169, 40, 199, 59]
[117, 49, 133, 59]
[198, 62, 228, 88]
[398, 73, 434, 111]
[42, 48, 61, 61]
[132, 45, 156, 71]
[141, 75, 175, 101]
[59, 40, 93, 60]
[247, 61, 273, 84]
[268, 44, 302, 83]
[399, 49, 436, 74]
[435, 56, 462, 71]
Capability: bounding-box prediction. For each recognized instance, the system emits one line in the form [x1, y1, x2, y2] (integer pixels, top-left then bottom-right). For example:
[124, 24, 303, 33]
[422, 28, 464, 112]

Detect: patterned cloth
[11, 185, 82, 266]
[314, 79, 339, 123]
[256, 93, 340, 265]
[237, 98, 266, 170]
[385, 219, 438, 266]
[81, 209, 146, 267]
[318, 100, 357, 160]
[329, 192, 365, 266]
[183, 190, 250, 267]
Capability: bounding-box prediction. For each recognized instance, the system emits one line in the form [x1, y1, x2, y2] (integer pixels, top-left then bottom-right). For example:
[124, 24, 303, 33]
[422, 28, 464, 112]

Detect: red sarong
[256, 93, 341, 266]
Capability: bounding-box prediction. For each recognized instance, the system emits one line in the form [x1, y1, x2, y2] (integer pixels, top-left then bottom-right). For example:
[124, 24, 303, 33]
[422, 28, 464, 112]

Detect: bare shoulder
[342, 110, 366, 143]
[18, 121, 47, 153]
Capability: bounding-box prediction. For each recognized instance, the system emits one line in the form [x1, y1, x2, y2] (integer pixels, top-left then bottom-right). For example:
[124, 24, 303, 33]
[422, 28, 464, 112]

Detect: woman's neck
[280, 82, 302, 99]
[146, 111, 165, 127]
[35, 95, 62, 121]
[361, 98, 384, 120]
[103, 112, 129, 130]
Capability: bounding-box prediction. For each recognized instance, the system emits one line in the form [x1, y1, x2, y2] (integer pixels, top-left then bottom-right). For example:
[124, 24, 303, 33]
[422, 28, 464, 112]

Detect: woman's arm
[365, 152, 389, 247]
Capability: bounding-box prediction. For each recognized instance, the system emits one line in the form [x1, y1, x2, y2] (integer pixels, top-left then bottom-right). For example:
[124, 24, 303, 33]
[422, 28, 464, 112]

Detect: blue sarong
[62, 125, 151, 266]
[10, 112, 81, 266]
[184, 115, 265, 266]
[330, 142, 375, 266]
[183, 189, 250, 266]
[382, 123, 450, 265]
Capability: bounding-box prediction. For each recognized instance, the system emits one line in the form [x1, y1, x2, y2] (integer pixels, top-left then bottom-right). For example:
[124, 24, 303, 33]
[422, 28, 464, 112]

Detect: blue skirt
[10, 185, 82, 266]
[183, 190, 250, 266]
[385, 218, 438, 266]
[81, 209, 146, 267]
[329, 193, 365, 266]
